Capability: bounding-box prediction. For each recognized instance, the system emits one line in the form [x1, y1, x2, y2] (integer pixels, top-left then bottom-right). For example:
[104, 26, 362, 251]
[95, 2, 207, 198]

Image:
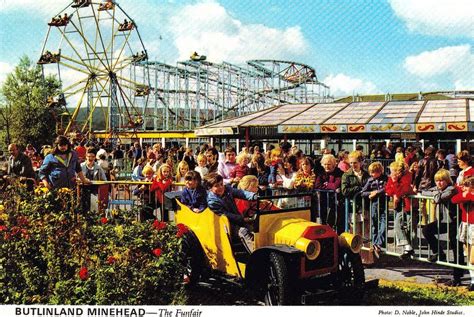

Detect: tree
[0, 56, 61, 149]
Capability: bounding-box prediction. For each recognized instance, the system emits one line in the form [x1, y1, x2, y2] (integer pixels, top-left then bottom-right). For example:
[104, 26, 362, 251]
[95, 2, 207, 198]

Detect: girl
[452, 176, 474, 291]
[150, 164, 174, 221]
[385, 161, 416, 259]
[293, 157, 316, 191]
[194, 153, 209, 179]
[180, 171, 207, 213]
[133, 166, 157, 221]
[229, 153, 250, 185]
[175, 161, 190, 190]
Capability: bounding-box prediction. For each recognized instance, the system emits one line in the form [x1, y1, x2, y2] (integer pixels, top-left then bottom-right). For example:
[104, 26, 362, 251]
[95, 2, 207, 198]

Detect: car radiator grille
[304, 237, 335, 271]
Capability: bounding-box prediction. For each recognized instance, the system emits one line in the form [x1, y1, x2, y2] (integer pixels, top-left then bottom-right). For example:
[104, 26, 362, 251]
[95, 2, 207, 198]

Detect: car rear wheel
[263, 252, 292, 305]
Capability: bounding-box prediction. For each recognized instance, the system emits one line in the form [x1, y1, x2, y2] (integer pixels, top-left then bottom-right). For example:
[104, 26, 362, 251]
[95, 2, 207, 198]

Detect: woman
[456, 150, 474, 185]
[182, 147, 196, 171]
[337, 151, 350, 172]
[38, 135, 90, 190]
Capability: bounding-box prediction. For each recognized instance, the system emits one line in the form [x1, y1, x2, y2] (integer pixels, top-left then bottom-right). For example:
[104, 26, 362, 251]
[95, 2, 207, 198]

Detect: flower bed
[0, 183, 186, 304]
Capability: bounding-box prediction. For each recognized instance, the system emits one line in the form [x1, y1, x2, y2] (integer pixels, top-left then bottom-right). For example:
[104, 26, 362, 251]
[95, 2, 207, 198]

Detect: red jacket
[385, 172, 414, 212]
[451, 186, 474, 224]
[150, 178, 173, 204]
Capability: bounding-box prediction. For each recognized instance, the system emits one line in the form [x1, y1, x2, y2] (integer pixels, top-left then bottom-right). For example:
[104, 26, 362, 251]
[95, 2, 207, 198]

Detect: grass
[364, 279, 474, 306]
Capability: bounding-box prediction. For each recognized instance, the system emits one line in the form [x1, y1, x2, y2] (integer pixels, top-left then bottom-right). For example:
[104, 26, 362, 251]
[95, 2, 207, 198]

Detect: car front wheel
[263, 252, 292, 305]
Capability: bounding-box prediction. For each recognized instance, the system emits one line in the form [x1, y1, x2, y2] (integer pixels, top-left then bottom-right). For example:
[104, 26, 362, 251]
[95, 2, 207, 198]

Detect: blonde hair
[142, 166, 154, 176]
[320, 154, 337, 166]
[348, 150, 363, 162]
[236, 153, 250, 165]
[176, 160, 189, 181]
[237, 175, 258, 191]
[368, 161, 383, 174]
[197, 153, 207, 164]
[434, 169, 452, 184]
[156, 164, 171, 181]
[389, 161, 406, 174]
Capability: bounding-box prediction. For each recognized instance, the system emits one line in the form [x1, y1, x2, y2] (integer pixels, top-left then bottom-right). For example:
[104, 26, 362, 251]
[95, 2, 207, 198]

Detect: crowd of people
[1, 136, 473, 290]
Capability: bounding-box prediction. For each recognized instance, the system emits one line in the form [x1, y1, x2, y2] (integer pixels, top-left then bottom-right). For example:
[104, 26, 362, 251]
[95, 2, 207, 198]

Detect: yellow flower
[0, 204, 4, 212]
[0, 213, 8, 222]
[111, 208, 119, 217]
[115, 225, 124, 240]
[58, 188, 72, 194]
[34, 187, 49, 195]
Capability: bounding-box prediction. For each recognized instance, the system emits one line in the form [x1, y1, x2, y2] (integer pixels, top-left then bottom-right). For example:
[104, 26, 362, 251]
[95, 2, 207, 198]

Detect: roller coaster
[38, 1, 331, 137]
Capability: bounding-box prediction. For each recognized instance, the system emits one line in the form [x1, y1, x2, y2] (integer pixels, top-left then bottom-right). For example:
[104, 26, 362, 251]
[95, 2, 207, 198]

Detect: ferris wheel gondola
[38, 0, 151, 137]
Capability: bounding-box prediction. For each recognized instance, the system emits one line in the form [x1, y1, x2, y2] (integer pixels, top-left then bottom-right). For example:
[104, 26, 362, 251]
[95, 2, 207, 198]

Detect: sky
[0, 0, 473, 97]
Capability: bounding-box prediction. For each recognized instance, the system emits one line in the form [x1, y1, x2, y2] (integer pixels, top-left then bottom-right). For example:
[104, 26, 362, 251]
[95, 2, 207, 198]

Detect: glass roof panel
[242, 103, 314, 126]
[418, 100, 467, 122]
[368, 101, 423, 124]
[209, 107, 276, 128]
[282, 103, 348, 125]
[324, 102, 383, 124]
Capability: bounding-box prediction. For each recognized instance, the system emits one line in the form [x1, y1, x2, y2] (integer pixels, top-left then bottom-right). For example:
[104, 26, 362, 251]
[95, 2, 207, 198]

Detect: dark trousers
[422, 221, 465, 280]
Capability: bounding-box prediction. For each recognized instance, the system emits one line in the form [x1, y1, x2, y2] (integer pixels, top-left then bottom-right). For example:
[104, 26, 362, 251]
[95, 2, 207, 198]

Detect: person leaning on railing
[385, 161, 416, 260]
[421, 169, 465, 286]
[451, 176, 474, 291]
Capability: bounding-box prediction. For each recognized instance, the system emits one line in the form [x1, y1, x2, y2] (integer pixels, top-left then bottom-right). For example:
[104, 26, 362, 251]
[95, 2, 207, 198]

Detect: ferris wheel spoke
[111, 30, 133, 71]
[113, 58, 134, 73]
[74, 9, 95, 71]
[68, 19, 109, 71]
[61, 77, 89, 95]
[81, 77, 110, 133]
[116, 74, 144, 88]
[57, 27, 94, 73]
[91, 6, 112, 70]
[64, 80, 91, 134]
[59, 54, 101, 75]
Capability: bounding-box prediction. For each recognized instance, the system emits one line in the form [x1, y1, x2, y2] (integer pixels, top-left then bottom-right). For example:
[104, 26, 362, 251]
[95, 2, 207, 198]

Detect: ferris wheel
[38, 0, 150, 136]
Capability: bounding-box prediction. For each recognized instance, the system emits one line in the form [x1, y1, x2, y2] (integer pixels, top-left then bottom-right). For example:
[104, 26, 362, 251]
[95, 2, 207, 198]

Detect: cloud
[404, 45, 474, 90]
[389, 0, 474, 38]
[167, 1, 309, 63]
[0, 0, 70, 17]
[323, 73, 379, 97]
[0, 61, 14, 85]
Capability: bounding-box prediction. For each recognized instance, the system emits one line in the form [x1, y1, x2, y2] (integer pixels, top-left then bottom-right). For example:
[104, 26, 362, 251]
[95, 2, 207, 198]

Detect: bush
[0, 183, 186, 304]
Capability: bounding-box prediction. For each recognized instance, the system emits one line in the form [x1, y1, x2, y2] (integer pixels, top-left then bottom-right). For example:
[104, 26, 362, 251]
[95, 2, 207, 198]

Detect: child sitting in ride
[229, 153, 249, 185]
[180, 171, 207, 213]
[205, 172, 257, 253]
[235, 175, 278, 218]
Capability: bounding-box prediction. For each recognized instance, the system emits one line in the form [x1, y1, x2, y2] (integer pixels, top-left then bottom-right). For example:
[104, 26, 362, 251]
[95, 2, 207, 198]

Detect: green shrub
[0, 183, 186, 304]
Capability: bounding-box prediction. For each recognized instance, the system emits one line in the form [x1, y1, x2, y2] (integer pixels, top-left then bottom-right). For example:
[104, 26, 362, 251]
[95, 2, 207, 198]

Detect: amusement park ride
[38, 1, 331, 141]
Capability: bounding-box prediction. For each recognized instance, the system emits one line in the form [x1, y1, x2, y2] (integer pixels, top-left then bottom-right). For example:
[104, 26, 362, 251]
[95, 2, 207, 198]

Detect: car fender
[245, 245, 302, 288]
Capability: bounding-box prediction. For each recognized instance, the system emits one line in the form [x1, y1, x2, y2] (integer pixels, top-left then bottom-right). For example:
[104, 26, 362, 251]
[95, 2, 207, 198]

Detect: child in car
[205, 172, 257, 253]
[180, 171, 207, 213]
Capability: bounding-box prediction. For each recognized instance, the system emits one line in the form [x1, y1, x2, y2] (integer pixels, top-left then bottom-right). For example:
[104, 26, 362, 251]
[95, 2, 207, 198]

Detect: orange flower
[152, 220, 167, 230]
[100, 217, 108, 224]
[176, 223, 189, 238]
[106, 256, 116, 264]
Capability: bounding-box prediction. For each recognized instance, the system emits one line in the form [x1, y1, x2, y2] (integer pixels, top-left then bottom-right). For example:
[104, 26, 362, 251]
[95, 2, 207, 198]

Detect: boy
[205, 173, 257, 253]
[361, 161, 388, 257]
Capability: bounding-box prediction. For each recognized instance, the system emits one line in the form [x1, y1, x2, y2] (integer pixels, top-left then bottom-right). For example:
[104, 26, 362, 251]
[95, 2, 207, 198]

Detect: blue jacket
[360, 174, 388, 203]
[207, 185, 257, 226]
[180, 186, 208, 211]
[38, 151, 82, 189]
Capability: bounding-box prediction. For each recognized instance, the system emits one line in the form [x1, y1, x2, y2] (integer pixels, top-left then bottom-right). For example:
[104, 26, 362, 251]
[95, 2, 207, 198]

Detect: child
[452, 176, 474, 291]
[205, 173, 257, 253]
[268, 148, 283, 185]
[175, 161, 189, 190]
[422, 169, 464, 286]
[293, 157, 316, 191]
[150, 164, 174, 221]
[133, 166, 157, 221]
[385, 161, 416, 259]
[361, 162, 388, 258]
[236, 175, 277, 217]
[180, 171, 207, 213]
[229, 153, 250, 185]
[194, 154, 209, 179]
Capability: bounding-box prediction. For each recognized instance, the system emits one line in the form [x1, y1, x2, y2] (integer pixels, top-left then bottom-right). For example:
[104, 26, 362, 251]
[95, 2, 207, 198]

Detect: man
[6, 143, 36, 191]
[217, 146, 237, 184]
